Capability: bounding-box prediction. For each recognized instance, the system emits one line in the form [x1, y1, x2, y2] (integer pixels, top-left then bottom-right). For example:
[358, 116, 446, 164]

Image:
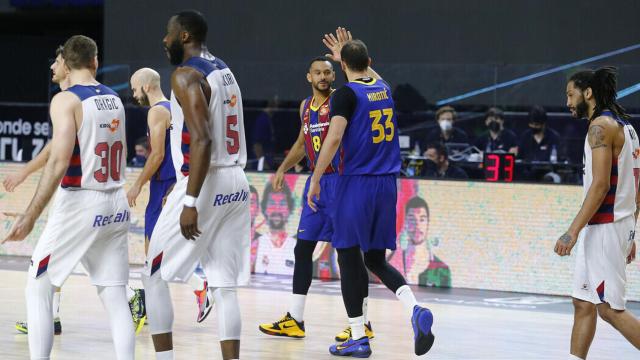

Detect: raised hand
[323, 26, 353, 62]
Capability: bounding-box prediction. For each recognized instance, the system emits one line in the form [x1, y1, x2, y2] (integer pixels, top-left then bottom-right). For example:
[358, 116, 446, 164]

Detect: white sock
[568, 355, 583, 360]
[125, 286, 135, 302]
[188, 274, 205, 292]
[362, 297, 369, 324]
[156, 350, 174, 360]
[396, 285, 418, 319]
[289, 294, 306, 322]
[52, 291, 61, 319]
[349, 315, 366, 340]
[97, 286, 135, 360]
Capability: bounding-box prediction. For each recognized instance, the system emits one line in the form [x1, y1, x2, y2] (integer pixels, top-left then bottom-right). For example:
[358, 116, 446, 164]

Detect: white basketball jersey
[61, 84, 126, 190]
[170, 54, 246, 180]
[583, 111, 640, 224]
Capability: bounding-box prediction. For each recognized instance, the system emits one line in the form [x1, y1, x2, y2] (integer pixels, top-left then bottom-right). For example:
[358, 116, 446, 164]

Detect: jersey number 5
[94, 141, 123, 182]
[226, 115, 240, 154]
[370, 108, 394, 144]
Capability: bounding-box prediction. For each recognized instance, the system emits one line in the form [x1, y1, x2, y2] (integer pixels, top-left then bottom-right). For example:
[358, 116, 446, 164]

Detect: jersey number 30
[94, 141, 123, 182]
[370, 108, 394, 144]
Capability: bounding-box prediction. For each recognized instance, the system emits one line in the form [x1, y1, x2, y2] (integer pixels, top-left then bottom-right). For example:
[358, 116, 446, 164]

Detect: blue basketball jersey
[339, 79, 400, 175]
[148, 101, 176, 181]
[301, 95, 341, 173]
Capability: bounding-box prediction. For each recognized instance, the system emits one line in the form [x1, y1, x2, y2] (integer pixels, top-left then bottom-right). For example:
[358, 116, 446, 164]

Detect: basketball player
[142, 10, 249, 360]
[259, 53, 375, 342]
[307, 32, 434, 357]
[556, 66, 640, 360]
[127, 68, 213, 323]
[5, 46, 145, 338]
[4, 35, 135, 359]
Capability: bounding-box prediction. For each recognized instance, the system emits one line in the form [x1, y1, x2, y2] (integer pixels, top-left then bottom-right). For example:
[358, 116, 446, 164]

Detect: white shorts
[572, 215, 635, 310]
[145, 166, 251, 288]
[29, 188, 130, 287]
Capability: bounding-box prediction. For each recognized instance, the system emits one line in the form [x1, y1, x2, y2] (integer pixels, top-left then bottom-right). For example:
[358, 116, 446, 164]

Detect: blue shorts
[298, 173, 339, 242]
[332, 174, 397, 252]
[145, 178, 176, 241]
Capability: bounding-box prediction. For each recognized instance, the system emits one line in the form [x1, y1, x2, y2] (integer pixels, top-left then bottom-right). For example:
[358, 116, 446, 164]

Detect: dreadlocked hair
[569, 66, 629, 120]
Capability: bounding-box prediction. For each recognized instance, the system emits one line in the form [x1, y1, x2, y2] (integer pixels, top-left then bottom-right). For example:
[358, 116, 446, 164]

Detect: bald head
[131, 68, 161, 89]
[131, 67, 163, 106]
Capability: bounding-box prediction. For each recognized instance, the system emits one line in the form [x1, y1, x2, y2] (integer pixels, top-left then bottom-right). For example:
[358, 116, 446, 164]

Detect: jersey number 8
[370, 108, 394, 144]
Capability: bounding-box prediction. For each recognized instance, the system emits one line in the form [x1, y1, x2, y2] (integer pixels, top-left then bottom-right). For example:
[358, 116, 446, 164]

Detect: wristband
[184, 195, 197, 208]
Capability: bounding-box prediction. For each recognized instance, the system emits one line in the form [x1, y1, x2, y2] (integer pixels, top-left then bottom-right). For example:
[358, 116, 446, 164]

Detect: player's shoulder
[149, 102, 171, 116]
[51, 90, 81, 108]
[171, 66, 204, 88]
[331, 85, 356, 98]
[590, 114, 620, 133]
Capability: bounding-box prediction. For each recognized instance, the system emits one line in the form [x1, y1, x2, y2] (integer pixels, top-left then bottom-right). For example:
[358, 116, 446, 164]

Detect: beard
[267, 213, 286, 230]
[313, 81, 330, 92]
[137, 88, 150, 106]
[575, 98, 590, 119]
[166, 40, 185, 66]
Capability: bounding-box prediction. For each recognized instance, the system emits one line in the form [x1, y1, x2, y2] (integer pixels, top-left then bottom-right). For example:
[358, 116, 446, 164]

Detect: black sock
[364, 249, 406, 293]
[292, 240, 317, 295]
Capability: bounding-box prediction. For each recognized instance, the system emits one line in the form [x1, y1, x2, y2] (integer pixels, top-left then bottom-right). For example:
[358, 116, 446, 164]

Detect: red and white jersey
[61, 84, 126, 190]
[583, 111, 640, 224]
[170, 54, 246, 180]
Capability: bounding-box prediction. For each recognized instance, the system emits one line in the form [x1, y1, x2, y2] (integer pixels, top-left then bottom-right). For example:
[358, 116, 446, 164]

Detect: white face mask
[439, 120, 453, 132]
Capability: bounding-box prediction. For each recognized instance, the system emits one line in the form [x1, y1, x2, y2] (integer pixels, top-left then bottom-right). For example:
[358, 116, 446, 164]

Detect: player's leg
[200, 167, 250, 359]
[96, 285, 135, 360]
[15, 286, 62, 336]
[569, 298, 597, 359]
[81, 189, 136, 359]
[334, 252, 375, 342]
[141, 270, 174, 358]
[211, 287, 242, 360]
[365, 174, 434, 356]
[25, 272, 56, 359]
[595, 303, 640, 348]
[259, 239, 316, 338]
[592, 217, 640, 349]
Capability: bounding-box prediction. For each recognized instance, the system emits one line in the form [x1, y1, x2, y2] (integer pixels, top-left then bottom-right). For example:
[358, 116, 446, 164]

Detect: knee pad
[212, 287, 241, 341]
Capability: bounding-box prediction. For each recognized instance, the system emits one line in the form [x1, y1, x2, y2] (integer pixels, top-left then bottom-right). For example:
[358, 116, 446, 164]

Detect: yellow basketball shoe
[258, 312, 306, 338]
[335, 321, 375, 342]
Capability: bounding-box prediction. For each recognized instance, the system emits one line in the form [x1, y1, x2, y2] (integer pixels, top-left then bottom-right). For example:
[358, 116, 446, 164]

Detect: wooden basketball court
[0, 259, 637, 359]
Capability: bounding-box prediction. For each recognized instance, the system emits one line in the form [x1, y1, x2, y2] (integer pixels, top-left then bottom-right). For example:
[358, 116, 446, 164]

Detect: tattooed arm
[555, 117, 616, 256]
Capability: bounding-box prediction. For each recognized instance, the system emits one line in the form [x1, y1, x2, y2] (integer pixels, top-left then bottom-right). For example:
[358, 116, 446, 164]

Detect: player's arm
[323, 27, 381, 80]
[3, 142, 52, 192]
[171, 67, 211, 240]
[555, 117, 615, 256]
[4, 92, 77, 242]
[127, 106, 170, 207]
[312, 116, 346, 178]
[273, 101, 307, 191]
[307, 87, 354, 211]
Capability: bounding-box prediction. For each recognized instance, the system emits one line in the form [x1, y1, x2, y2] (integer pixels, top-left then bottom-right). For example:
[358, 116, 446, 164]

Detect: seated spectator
[422, 106, 469, 150]
[474, 107, 518, 154]
[519, 105, 560, 162]
[131, 137, 148, 167]
[421, 143, 468, 179]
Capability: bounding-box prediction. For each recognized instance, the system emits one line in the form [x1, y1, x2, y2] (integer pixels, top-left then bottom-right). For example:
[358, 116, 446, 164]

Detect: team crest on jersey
[303, 123, 309, 135]
[319, 105, 329, 116]
[100, 118, 120, 133]
[633, 148, 640, 160]
[224, 94, 238, 107]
